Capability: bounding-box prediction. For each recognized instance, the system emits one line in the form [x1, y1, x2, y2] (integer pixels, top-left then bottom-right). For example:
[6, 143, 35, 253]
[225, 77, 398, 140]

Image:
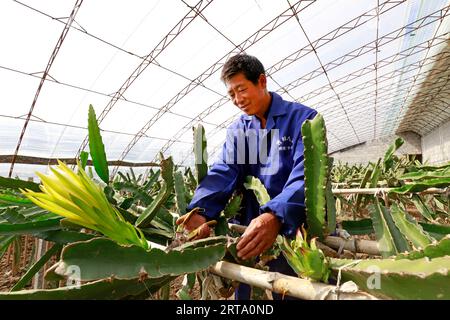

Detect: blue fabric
[187, 92, 317, 238]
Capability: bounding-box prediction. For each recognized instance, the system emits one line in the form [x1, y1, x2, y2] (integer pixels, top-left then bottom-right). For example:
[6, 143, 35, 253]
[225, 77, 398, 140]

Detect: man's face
[225, 72, 267, 116]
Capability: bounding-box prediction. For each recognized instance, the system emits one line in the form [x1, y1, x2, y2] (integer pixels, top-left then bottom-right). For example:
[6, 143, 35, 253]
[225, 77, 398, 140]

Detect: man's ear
[258, 74, 267, 89]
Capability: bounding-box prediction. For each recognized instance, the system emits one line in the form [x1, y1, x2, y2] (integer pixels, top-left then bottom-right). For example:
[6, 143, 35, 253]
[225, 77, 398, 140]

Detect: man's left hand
[236, 212, 281, 260]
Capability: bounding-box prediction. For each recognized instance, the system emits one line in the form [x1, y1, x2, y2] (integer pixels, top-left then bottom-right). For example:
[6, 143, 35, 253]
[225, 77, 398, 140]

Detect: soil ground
[0, 236, 35, 292]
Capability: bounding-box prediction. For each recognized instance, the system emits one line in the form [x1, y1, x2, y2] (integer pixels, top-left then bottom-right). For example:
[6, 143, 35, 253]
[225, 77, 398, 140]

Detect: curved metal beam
[153, 0, 405, 163]
[8, 0, 83, 177]
[75, 0, 215, 160]
[113, 0, 316, 175]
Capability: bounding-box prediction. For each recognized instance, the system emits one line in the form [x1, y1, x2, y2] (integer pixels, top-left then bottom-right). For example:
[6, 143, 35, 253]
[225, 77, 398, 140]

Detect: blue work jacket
[187, 92, 317, 238]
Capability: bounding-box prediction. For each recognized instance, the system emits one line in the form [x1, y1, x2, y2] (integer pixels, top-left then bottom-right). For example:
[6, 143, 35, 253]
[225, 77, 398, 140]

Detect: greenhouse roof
[1, 0, 449, 179]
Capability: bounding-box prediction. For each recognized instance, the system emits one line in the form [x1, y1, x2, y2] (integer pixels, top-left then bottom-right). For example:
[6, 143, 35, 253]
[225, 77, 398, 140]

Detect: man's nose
[234, 91, 244, 105]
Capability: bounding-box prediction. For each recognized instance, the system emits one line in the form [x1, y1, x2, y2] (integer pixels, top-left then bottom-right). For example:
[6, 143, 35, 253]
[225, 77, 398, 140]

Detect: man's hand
[236, 212, 281, 260]
[176, 209, 211, 240]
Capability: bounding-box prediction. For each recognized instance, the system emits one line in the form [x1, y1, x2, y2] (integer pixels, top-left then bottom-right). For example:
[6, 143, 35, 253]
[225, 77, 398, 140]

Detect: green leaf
[342, 218, 450, 240]
[193, 124, 207, 184]
[184, 167, 197, 193]
[390, 203, 434, 249]
[225, 241, 255, 267]
[11, 243, 62, 291]
[143, 169, 160, 191]
[87, 104, 109, 184]
[80, 151, 89, 170]
[419, 222, 450, 240]
[51, 237, 226, 281]
[383, 137, 404, 171]
[380, 202, 411, 254]
[223, 194, 242, 219]
[154, 206, 175, 227]
[369, 159, 382, 188]
[410, 195, 435, 221]
[279, 232, 330, 282]
[0, 276, 173, 300]
[434, 197, 446, 212]
[104, 186, 117, 205]
[119, 197, 135, 210]
[129, 168, 137, 184]
[368, 201, 398, 258]
[341, 219, 374, 235]
[0, 218, 62, 236]
[175, 236, 227, 251]
[20, 206, 56, 222]
[214, 216, 230, 236]
[149, 215, 173, 234]
[330, 255, 450, 299]
[1, 208, 54, 226]
[36, 230, 96, 244]
[0, 176, 40, 192]
[418, 162, 450, 171]
[177, 273, 196, 300]
[136, 188, 166, 228]
[389, 177, 450, 194]
[396, 235, 450, 260]
[243, 176, 270, 206]
[0, 207, 29, 223]
[400, 168, 450, 180]
[135, 156, 174, 228]
[177, 288, 192, 300]
[302, 113, 328, 239]
[0, 235, 16, 259]
[159, 282, 170, 300]
[0, 193, 33, 206]
[326, 157, 336, 234]
[173, 171, 187, 215]
[113, 181, 153, 206]
[354, 166, 373, 211]
[142, 227, 173, 240]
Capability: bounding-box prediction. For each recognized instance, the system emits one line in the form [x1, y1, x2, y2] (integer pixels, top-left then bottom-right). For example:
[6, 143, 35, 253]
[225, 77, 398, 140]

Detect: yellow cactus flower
[21, 160, 148, 249]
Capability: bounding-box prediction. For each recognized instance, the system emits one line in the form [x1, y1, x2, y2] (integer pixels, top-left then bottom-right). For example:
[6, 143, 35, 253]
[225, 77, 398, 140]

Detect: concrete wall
[422, 120, 450, 165]
[330, 132, 422, 165]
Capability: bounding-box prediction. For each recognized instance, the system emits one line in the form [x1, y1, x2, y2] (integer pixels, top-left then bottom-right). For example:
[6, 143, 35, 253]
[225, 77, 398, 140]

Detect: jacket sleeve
[186, 122, 244, 220]
[260, 110, 317, 237]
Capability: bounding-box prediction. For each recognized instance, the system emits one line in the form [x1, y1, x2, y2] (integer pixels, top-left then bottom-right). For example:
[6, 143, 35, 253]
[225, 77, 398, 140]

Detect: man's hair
[220, 53, 265, 84]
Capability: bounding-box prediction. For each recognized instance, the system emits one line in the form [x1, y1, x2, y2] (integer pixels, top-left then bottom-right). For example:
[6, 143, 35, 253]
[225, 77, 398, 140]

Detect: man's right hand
[176, 210, 211, 240]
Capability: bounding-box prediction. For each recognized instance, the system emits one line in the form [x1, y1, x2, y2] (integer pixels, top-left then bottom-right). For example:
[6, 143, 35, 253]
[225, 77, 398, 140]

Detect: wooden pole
[148, 238, 378, 299]
[0, 154, 161, 168]
[32, 239, 46, 289]
[209, 261, 377, 300]
[331, 187, 448, 195]
[322, 236, 380, 256]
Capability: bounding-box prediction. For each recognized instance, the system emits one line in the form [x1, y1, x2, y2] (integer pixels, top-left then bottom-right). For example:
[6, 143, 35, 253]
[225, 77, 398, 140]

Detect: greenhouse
[0, 0, 449, 301]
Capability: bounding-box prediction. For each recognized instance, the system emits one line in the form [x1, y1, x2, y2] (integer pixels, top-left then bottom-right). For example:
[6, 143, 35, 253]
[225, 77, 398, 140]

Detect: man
[176, 53, 317, 299]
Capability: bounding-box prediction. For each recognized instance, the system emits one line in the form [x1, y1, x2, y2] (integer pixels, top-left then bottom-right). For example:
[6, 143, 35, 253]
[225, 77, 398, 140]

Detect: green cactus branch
[301, 113, 329, 239]
[330, 255, 450, 299]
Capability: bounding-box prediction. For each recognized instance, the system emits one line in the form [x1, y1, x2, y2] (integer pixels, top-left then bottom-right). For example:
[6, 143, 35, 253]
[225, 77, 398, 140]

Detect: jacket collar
[242, 92, 287, 130]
